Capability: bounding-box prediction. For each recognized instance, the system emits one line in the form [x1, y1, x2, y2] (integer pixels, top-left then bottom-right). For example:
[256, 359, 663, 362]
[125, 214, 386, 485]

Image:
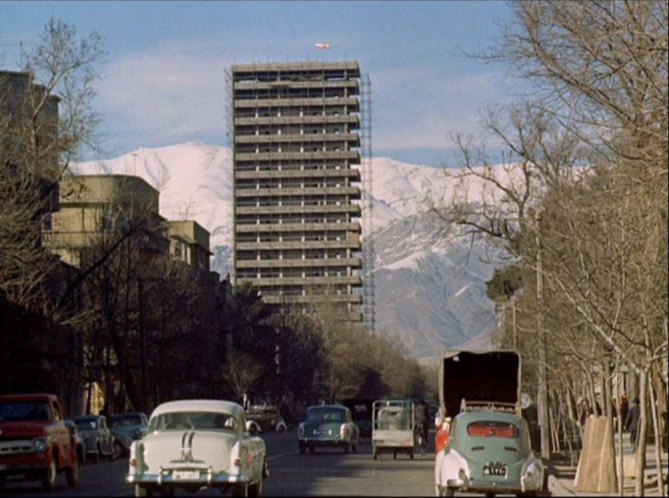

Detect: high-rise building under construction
[229, 61, 373, 326]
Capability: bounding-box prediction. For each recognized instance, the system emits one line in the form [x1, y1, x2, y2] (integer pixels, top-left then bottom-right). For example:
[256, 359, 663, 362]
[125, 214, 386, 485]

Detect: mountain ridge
[72, 142, 504, 359]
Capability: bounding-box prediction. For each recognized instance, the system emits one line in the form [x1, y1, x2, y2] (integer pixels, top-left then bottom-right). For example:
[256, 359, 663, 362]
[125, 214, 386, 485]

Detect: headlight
[33, 438, 48, 453]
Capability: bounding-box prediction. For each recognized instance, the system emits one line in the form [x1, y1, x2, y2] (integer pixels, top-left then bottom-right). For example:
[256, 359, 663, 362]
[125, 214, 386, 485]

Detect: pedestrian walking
[624, 397, 641, 452]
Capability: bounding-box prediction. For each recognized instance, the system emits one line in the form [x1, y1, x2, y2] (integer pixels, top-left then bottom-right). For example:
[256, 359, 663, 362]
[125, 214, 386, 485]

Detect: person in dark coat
[624, 397, 641, 451]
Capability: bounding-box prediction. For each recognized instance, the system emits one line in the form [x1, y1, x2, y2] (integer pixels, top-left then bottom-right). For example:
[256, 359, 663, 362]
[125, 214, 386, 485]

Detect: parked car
[0, 393, 80, 491]
[109, 412, 149, 455]
[297, 404, 359, 454]
[64, 420, 87, 466]
[70, 414, 118, 463]
[245, 405, 287, 434]
[127, 399, 268, 497]
[434, 406, 546, 497]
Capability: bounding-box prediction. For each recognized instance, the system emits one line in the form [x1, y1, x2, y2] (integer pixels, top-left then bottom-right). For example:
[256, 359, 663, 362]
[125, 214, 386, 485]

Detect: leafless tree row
[434, 2, 667, 495]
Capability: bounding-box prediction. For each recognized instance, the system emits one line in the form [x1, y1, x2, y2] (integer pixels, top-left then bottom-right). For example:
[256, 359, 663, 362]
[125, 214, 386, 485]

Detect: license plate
[483, 464, 506, 476]
[173, 470, 200, 480]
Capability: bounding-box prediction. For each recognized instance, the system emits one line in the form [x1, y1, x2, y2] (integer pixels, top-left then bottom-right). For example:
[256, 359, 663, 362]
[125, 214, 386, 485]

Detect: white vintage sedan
[127, 400, 268, 497]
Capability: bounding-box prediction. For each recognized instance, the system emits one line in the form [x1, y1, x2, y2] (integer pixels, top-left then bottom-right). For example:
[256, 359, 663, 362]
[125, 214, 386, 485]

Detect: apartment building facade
[230, 61, 365, 321]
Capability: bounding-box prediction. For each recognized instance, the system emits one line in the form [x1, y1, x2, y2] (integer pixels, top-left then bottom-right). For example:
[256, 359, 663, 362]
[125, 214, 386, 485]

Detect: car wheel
[158, 486, 174, 496]
[93, 444, 101, 463]
[373, 447, 378, 460]
[231, 482, 248, 497]
[112, 441, 123, 461]
[437, 485, 455, 497]
[409, 450, 414, 460]
[276, 422, 287, 432]
[248, 475, 263, 497]
[393, 450, 397, 459]
[262, 456, 270, 478]
[135, 484, 153, 497]
[353, 439, 359, 453]
[308, 445, 315, 454]
[344, 442, 351, 454]
[299, 442, 306, 455]
[42, 458, 57, 492]
[66, 455, 80, 487]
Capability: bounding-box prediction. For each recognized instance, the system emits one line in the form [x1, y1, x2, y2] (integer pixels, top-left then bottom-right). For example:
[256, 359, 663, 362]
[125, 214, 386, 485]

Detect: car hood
[141, 430, 237, 472]
[0, 421, 50, 437]
[439, 350, 520, 417]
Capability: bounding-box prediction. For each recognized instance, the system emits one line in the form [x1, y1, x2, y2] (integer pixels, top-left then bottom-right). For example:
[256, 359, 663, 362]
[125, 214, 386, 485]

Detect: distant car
[109, 412, 148, 455]
[65, 420, 87, 466]
[342, 398, 374, 438]
[297, 405, 359, 454]
[127, 399, 268, 497]
[245, 405, 287, 433]
[434, 406, 546, 497]
[71, 415, 118, 463]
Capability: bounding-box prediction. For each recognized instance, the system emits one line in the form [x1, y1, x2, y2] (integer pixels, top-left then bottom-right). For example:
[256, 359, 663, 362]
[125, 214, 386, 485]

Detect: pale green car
[434, 408, 546, 497]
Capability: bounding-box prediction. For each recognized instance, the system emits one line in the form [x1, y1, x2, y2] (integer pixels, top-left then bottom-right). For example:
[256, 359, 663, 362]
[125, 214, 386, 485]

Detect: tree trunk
[634, 369, 648, 496]
[648, 371, 665, 496]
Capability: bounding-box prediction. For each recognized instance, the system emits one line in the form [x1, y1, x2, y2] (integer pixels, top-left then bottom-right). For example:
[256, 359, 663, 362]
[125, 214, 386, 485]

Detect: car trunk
[302, 421, 343, 437]
[142, 430, 236, 472]
[438, 350, 521, 418]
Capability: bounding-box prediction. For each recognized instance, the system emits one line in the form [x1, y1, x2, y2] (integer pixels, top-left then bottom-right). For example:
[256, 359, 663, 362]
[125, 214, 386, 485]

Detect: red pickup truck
[0, 393, 80, 491]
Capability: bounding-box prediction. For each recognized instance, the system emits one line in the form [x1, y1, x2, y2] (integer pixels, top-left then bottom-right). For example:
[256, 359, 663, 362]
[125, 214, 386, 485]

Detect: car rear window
[307, 408, 344, 422]
[467, 421, 519, 438]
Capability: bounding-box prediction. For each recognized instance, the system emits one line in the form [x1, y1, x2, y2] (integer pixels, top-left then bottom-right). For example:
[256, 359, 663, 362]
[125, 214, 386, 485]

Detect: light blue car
[109, 412, 148, 455]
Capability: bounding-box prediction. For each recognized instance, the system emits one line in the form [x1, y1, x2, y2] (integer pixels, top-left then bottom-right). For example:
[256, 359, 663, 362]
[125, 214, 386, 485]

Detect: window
[467, 421, 519, 439]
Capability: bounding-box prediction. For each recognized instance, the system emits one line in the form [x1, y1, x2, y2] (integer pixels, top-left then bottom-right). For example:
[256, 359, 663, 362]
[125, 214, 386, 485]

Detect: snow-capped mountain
[72, 142, 507, 360]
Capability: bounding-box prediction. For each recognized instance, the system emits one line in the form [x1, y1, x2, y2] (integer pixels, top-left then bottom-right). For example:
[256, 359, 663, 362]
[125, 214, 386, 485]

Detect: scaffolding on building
[360, 73, 376, 334]
[224, 68, 236, 284]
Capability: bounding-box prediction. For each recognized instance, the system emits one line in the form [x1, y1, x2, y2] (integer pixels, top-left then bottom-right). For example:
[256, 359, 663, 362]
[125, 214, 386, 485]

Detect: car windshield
[307, 408, 344, 422]
[110, 415, 143, 427]
[467, 420, 519, 439]
[0, 401, 50, 422]
[74, 418, 98, 430]
[149, 411, 238, 432]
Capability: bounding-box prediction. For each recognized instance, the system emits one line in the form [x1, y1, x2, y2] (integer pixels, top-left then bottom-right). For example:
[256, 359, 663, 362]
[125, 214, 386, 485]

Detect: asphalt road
[0, 430, 437, 497]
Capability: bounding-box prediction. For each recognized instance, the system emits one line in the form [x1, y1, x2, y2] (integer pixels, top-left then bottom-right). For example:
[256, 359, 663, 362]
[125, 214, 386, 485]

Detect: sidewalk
[547, 438, 668, 497]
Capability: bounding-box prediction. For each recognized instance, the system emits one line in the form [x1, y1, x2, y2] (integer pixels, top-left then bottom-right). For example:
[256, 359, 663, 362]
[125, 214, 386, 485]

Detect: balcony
[234, 115, 360, 128]
[235, 186, 361, 198]
[234, 79, 359, 91]
[235, 222, 362, 233]
[262, 293, 363, 305]
[234, 96, 359, 109]
[234, 150, 360, 163]
[235, 239, 361, 251]
[235, 133, 360, 145]
[239, 275, 363, 287]
[235, 168, 361, 182]
[235, 204, 361, 216]
[235, 257, 362, 269]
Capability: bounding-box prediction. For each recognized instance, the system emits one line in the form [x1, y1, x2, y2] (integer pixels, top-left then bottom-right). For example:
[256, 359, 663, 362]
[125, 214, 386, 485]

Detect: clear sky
[1, 1, 519, 166]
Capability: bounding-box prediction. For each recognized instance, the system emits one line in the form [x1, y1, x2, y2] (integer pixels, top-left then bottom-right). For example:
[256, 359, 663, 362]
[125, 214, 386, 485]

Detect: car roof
[307, 404, 348, 411]
[150, 400, 244, 419]
[72, 415, 100, 420]
[110, 412, 146, 418]
[0, 394, 58, 402]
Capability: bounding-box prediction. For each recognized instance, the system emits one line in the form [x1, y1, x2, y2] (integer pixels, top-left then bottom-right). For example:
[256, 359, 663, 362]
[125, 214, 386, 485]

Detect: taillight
[130, 458, 137, 468]
[341, 426, 350, 438]
[233, 458, 241, 467]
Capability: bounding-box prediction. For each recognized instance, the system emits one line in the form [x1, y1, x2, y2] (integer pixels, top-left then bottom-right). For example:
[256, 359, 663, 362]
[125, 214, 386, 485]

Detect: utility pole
[534, 209, 550, 460]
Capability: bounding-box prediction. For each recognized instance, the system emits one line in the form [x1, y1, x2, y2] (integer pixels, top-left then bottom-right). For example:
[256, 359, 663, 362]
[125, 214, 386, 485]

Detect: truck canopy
[438, 350, 521, 418]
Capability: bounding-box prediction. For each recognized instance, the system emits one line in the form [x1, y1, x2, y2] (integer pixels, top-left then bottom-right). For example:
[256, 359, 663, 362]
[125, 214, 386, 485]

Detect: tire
[373, 447, 378, 460]
[249, 475, 263, 497]
[262, 457, 270, 478]
[353, 439, 359, 453]
[298, 442, 306, 455]
[231, 482, 249, 497]
[66, 455, 79, 487]
[308, 445, 315, 454]
[438, 485, 455, 497]
[135, 484, 153, 497]
[112, 441, 123, 461]
[42, 458, 57, 492]
[393, 450, 397, 459]
[410, 450, 414, 460]
[344, 442, 350, 454]
[158, 486, 174, 496]
[93, 445, 101, 463]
